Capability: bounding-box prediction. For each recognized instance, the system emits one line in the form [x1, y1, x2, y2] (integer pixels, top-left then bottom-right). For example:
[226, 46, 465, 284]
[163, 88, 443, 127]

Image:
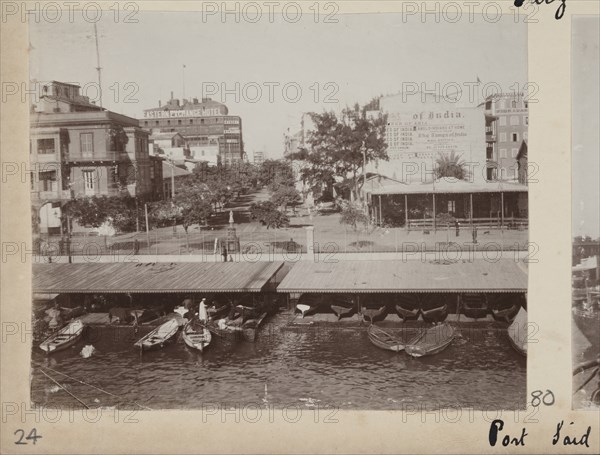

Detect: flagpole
[182, 64, 186, 99]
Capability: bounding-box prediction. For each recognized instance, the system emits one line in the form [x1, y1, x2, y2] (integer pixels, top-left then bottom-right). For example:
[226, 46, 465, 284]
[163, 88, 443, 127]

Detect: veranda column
[432, 193, 436, 232]
[379, 195, 383, 227]
[470, 193, 473, 226]
[405, 194, 409, 230]
[500, 192, 505, 228]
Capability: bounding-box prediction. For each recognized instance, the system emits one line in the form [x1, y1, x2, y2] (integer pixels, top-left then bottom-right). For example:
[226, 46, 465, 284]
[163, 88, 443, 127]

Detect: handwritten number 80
[531, 389, 555, 407]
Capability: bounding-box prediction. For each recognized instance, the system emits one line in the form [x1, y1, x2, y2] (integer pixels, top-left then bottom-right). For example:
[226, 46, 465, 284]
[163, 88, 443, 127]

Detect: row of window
[144, 117, 237, 127]
[499, 148, 521, 159]
[33, 132, 149, 157]
[498, 115, 528, 126]
[499, 131, 528, 143]
[485, 99, 529, 110]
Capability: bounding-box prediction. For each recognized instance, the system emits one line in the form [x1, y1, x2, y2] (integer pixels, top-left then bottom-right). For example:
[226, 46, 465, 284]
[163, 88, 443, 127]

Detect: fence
[34, 223, 530, 259]
[406, 217, 529, 231]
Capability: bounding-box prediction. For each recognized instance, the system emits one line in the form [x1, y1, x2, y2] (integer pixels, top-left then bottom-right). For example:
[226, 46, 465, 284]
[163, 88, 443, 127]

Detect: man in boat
[45, 302, 62, 332]
[182, 297, 194, 317]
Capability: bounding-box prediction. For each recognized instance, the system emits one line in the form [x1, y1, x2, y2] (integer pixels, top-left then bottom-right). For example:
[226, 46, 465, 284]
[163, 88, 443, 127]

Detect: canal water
[31, 312, 526, 411]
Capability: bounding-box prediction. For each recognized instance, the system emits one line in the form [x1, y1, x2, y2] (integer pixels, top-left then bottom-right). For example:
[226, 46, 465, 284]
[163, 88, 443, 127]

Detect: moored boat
[182, 301, 212, 352]
[461, 294, 490, 320]
[330, 305, 353, 321]
[242, 312, 268, 342]
[134, 318, 180, 352]
[404, 323, 455, 358]
[182, 321, 212, 352]
[207, 318, 244, 340]
[361, 306, 387, 323]
[572, 302, 600, 348]
[39, 319, 85, 354]
[507, 307, 528, 356]
[395, 304, 420, 321]
[491, 304, 519, 323]
[296, 304, 316, 319]
[207, 302, 231, 320]
[420, 304, 448, 323]
[367, 324, 407, 352]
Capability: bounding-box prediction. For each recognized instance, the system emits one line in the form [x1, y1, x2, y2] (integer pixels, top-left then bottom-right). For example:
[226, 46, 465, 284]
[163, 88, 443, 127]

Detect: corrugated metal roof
[33, 262, 284, 294]
[368, 180, 528, 195]
[277, 260, 527, 293]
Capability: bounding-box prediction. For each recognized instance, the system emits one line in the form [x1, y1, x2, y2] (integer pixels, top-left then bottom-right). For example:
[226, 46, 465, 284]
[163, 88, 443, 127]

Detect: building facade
[253, 150, 266, 166]
[375, 92, 487, 183]
[140, 94, 244, 166]
[30, 81, 160, 234]
[482, 93, 529, 181]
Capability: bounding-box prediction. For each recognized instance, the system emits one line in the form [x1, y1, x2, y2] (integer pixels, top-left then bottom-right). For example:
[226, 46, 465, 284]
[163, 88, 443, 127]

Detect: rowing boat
[420, 304, 448, 323]
[296, 304, 316, 319]
[461, 294, 490, 320]
[207, 303, 231, 320]
[367, 324, 406, 352]
[134, 318, 180, 352]
[182, 321, 212, 352]
[395, 304, 420, 321]
[507, 307, 527, 356]
[330, 305, 353, 321]
[491, 304, 519, 323]
[242, 312, 268, 342]
[182, 301, 212, 352]
[39, 319, 85, 354]
[405, 323, 455, 358]
[361, 306, 387, 323]
[207, 317, 244, 340]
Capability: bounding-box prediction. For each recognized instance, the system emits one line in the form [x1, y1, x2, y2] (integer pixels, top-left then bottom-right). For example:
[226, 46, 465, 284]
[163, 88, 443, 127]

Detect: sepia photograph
[25, 9, 533, 413]
[571, 15, 600, 410]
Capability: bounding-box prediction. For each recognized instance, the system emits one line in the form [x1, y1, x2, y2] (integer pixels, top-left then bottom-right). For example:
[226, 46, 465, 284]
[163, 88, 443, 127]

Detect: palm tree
[435, 151, 467, 180]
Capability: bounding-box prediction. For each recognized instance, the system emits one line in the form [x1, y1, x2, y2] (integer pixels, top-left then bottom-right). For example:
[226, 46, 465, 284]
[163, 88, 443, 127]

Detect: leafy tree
[249, 201, 289, 229]
[64, 195, 139, 233]
[291, 98, 388, 202]
[258, 159, 295, 191]
[339, 202, 370, 250]
[435, 151, 468, 180]
[271, 185, 301, 214]
[150, 200, 181, 228]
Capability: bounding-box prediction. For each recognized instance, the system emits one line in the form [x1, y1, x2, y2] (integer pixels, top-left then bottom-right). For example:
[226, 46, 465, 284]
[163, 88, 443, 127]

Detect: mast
[93, 23, 103, 108]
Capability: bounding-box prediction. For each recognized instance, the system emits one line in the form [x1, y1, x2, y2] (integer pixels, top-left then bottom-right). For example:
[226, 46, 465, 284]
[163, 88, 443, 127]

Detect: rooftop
[367, 180, 529, 195]
[33, 262, 286, 294]
[277, 259, 528, 293]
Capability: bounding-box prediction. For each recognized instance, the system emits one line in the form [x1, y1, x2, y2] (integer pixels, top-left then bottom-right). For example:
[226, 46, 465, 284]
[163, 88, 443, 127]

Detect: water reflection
[32, 313, 526, 410]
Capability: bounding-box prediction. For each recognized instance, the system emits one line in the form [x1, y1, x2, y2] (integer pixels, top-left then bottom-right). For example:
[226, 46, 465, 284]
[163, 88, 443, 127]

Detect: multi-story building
[377, 92, 487, 183]
[140, 94, 244, 166]
[30, 81, 161, 234]
[253, 150, 266, 166]
[482, 93, 529, 181]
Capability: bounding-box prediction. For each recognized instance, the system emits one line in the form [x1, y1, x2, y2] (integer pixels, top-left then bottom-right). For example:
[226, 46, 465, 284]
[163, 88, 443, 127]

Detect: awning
[276, 259, 528, 293]
[367, 180, 529, 196]
[32, 262, 285, 294]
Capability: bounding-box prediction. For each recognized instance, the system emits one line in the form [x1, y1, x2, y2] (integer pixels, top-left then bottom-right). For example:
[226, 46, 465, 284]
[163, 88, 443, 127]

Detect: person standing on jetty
[221, 245, 228, 262]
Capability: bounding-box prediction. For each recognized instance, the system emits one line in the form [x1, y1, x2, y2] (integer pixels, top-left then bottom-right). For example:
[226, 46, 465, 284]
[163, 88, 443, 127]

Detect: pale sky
[572, 16, 600, 239]
[30, 11, 527, 159]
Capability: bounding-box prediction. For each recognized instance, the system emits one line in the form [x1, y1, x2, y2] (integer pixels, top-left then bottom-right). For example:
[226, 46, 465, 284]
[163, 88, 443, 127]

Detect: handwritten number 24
[14, 428, 42, 445]
[531, 389, 555, 407]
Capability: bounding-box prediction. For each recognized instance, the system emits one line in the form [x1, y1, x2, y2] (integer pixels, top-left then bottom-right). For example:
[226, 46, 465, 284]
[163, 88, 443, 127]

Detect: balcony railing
[64, 150, 128, 162]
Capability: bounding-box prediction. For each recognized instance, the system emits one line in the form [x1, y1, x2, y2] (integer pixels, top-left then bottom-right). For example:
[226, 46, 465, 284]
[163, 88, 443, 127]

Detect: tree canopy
[435, 151, 468, 180]
[288, 98, 388, 201]
[249, 201, 290, 229]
